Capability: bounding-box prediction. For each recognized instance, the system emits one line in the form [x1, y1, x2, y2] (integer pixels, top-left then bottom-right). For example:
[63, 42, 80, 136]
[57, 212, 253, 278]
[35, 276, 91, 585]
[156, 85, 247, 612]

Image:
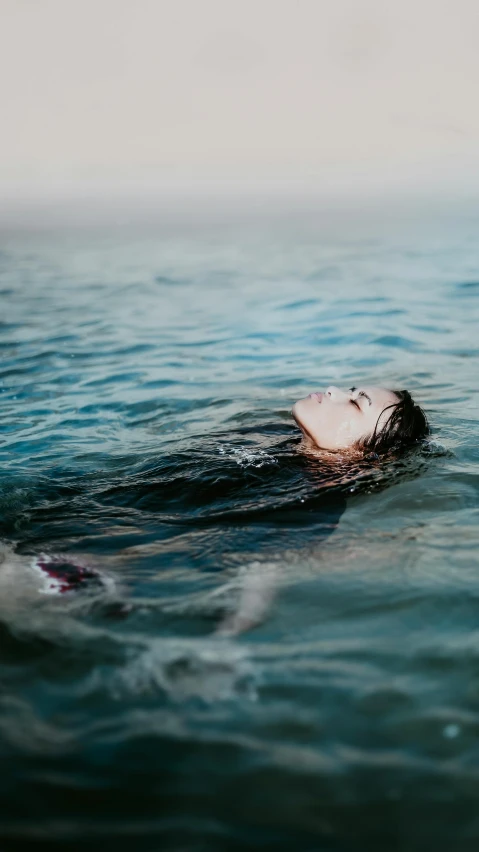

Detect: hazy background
[1, 0, 479, 222]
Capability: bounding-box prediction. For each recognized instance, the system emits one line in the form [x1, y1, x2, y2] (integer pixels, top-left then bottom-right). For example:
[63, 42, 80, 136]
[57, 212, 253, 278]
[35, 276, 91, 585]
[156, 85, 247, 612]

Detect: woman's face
[292, 385, 399, 451]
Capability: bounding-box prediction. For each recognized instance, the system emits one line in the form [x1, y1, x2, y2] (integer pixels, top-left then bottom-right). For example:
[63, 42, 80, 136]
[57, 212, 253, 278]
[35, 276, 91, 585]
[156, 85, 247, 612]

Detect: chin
[292, 402, 318, 445]
[292, 400, 306, 430]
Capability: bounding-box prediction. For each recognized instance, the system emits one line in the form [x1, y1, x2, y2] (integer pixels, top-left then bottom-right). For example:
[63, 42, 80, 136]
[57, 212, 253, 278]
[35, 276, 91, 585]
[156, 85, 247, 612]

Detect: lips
[309, 392, 323, 403]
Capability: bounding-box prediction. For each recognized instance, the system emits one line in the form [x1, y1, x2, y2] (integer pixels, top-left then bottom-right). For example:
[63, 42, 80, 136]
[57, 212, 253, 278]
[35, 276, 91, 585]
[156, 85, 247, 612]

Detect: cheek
[338, 412, 370, 444]
[326, 412, 357, 446]
[324, 408, 369, 448]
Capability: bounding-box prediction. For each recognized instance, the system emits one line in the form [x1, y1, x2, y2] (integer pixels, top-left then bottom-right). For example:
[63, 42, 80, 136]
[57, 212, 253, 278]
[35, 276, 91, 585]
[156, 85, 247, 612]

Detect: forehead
[360, 386, 399, 409]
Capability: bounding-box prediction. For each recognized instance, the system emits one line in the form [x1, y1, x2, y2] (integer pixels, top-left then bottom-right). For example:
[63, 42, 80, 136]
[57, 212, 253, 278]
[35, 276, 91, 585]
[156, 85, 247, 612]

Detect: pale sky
[1, 0, 479, 203]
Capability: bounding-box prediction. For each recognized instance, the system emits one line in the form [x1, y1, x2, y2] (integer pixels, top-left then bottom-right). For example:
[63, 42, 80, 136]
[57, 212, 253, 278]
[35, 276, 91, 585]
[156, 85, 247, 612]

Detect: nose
[325, 385, 349, 402]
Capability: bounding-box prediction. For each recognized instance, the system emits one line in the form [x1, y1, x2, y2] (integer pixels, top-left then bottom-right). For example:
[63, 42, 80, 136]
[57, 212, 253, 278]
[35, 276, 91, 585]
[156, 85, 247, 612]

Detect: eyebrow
[349, 387, 372, 406]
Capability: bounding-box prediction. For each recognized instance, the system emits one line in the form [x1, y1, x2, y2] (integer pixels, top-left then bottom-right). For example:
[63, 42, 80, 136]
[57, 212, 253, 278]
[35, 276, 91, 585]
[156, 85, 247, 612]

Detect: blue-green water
[1, 209, 479, 850]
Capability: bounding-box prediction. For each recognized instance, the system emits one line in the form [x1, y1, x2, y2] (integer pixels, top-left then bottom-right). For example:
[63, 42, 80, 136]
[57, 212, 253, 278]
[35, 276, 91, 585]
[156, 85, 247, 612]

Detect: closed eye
[350, 398, 361, 410]
[358, 390, 372, 406]
[349, 387, 372, 408]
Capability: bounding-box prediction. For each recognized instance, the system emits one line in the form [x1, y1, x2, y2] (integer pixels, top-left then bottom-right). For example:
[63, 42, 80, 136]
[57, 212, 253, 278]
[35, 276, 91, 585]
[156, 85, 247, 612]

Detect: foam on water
[218, 444, 279, 468]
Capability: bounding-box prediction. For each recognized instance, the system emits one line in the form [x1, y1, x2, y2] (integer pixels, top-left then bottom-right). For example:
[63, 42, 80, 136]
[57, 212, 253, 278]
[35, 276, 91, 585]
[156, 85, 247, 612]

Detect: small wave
[113, 636, 257, 703]
[218, 445, 279, 469]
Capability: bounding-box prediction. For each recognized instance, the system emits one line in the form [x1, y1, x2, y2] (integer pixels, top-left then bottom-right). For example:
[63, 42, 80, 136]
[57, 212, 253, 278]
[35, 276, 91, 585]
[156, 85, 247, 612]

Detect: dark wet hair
[359, 390, 429, 456]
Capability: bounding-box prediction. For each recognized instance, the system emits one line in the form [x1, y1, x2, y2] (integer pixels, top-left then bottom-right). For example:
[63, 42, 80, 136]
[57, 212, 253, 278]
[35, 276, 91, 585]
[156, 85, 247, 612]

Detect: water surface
[1, 210, 479, 850]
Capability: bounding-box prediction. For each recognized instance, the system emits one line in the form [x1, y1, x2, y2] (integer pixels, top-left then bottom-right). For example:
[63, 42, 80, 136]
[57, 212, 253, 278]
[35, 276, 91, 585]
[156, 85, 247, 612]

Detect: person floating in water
[218, 383, 430, 635]
[2, 382, 429, 633]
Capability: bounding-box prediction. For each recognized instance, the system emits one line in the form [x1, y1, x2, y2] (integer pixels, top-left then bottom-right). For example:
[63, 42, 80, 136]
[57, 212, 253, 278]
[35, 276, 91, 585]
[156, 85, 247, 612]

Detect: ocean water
[1, 207, 479, 851]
